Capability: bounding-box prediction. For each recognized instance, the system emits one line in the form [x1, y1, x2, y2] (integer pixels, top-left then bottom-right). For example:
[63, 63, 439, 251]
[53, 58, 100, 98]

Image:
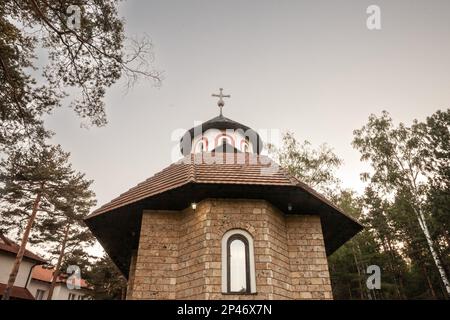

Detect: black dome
[179, 115, 264, 155]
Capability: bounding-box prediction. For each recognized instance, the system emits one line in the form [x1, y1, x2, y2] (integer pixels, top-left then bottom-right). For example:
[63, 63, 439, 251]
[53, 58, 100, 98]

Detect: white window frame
[221, 229, 256, 294]
[35, 289, 46, 300]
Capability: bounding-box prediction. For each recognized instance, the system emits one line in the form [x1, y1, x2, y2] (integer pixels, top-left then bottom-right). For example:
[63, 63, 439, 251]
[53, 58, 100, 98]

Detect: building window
[221, 229, 256, 294]
[35, 289, 46, 300]
[195, 138, 208, 153]
[214, 133, 235, 149]
[228, 235, 250, 293]
[68, 293, 77, 300]
[241, 141, 249, 152]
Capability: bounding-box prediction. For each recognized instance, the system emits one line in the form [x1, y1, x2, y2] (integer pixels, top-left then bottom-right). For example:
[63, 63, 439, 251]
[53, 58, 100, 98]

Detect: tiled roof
[0, 233, 47, 264]
[90, 153, 295, 217]
[0, 283, 34, 300]
[88, 153, 359, 225]
[31, 265, 89, 288]
[85, 152, 363, 275]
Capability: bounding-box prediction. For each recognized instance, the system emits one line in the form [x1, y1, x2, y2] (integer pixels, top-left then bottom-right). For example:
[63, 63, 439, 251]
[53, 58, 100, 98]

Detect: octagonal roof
[85, 153, 363, 276]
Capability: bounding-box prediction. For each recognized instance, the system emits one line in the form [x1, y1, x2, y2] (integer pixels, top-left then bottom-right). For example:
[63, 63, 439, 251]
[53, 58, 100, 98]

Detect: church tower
[85, 89, 362, 300]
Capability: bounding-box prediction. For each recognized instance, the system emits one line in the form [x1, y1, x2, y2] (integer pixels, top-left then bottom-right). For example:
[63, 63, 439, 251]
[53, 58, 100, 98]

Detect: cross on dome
[211, 88, 230, 116]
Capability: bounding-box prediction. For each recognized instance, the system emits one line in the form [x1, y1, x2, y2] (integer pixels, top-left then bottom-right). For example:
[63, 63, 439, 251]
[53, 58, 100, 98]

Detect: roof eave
[85, 182, 363, 276]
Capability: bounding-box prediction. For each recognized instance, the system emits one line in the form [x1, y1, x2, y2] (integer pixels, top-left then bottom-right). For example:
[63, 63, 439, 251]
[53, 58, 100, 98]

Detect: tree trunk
[351, 245, 365, 299]
[413, 206, 450, 296]
[385, 242, 403, 299]
[47, 222, 70, 300]
[348, 285, 353, 300]
[363, 262, 376, 300]
[422, 265, 437, 299]
[121, 287, 127, 300]
[2, 191, 42, 300]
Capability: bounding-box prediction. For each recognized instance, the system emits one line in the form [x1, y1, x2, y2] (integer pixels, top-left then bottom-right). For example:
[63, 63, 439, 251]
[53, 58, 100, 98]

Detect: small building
[85, 90, 363, 299]
[27, 265, 91, 300]
[0, 233, 46, 300]
[0, 233, 91, 300]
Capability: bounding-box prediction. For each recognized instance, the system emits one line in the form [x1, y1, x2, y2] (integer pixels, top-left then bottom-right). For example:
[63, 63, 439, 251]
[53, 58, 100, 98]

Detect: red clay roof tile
[0, 234, 47, 264]
[88, 153, 359, 225]
[88, 153, 297, 217]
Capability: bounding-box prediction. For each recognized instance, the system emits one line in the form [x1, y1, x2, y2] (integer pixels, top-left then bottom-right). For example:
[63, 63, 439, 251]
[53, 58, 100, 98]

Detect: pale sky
[43, 0, 450, 213]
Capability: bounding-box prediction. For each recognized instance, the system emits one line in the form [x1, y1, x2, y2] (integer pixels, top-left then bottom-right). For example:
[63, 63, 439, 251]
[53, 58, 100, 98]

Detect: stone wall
[131, 210, 180, 299]
[286, 215, 333, 299]
[128, 199, 332, 300]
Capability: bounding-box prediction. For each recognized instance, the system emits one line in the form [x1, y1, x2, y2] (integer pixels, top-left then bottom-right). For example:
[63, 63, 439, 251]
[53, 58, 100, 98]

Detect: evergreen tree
[352, 110, 450, 297]
[274, 114, 450, 299]
[0, 142, 95, 300]
[30, 181, 96, 300]
[86, 254, 128, 300]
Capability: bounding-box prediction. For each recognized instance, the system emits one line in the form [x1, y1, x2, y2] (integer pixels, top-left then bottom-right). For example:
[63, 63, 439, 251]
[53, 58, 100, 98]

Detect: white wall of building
[26, 279, 50, 300]
[0, 254, 35, 288]
[27, 279, 90, 300]
[55, 283, 89, 300]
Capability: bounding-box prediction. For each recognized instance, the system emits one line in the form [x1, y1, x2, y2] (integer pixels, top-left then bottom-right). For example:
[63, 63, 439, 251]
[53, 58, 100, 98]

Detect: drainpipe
[25, 263, 42, 289]
[26, 263, 52, 290]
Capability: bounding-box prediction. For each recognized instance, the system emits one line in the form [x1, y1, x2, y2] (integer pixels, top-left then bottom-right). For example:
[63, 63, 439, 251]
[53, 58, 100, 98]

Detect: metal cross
[212, 88, 230, 116]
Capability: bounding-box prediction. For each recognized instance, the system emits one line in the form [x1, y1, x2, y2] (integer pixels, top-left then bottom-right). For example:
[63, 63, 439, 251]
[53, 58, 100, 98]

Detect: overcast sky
[44, 0, 450, 211]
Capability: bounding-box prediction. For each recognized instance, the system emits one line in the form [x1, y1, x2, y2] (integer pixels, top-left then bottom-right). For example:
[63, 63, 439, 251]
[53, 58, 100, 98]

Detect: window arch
[194, 137, 208, 153]
[240, 139, 250, 153]
[221, 229, 256, 294]
[214, 133, 235, 149]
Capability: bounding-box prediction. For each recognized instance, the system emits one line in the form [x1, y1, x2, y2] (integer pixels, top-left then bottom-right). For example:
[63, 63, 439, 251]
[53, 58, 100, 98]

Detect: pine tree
[29, 176, 96, 300]
[86, 254, 128, 300]
[0, 142, 95, 300]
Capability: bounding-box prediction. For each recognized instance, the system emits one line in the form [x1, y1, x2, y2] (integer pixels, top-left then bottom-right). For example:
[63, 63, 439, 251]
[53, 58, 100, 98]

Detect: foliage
[352, 109, 450, 298]
[0, 142, 94, 237]
[0, 0, 161, 149]
[268, 131, 343, 196]
[275, 110, 450, 299]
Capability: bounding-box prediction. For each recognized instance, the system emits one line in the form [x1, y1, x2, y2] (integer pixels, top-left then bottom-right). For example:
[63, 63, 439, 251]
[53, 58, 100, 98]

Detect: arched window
[241, 140, 249, 153]
[195, 138, 208, 153]
[221, 229, 256, 294]
[228, 235, 250, 293]
[214, 133, 235, 149]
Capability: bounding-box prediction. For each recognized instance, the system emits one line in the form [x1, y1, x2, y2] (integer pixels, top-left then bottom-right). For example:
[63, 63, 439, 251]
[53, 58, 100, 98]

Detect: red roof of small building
[31, 265, 90, 288]
[0, 233, 47, 264]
